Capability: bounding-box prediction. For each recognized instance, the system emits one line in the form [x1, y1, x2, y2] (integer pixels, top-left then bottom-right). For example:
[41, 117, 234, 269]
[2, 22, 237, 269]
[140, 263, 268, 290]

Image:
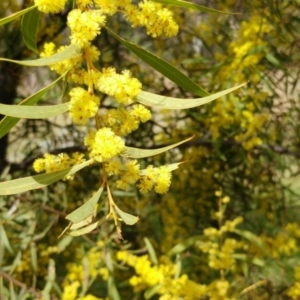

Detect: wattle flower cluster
[84, 128, 125, 162]
[33, 0, 179, 195]
[69, 87, 100, 125]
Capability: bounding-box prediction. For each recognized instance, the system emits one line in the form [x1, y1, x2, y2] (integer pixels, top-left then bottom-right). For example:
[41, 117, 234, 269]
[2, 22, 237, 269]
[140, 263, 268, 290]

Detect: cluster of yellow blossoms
[33, 0, 178, 196]
[192, 13, 272, 150]
[105, 161, 172, 192]
[62, 242, 108, 300]
[117, 251, 208, 299]
[33, 152, 86, 179]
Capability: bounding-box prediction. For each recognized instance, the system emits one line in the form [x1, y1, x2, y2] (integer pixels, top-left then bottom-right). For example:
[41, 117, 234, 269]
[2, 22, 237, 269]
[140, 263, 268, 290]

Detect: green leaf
[0, 225, 14, 254]
[144, 286, 160, 299]
[42, 259, 55, 299]
[0, 6, 37, 27]
[9, 250, 22, 275]
[168, 235, 204, 257]
[9, 281, 17, 300]
[0, 72, 67, 139]
[137, 83, 247, 109]
[0, 102, 69, 119]
[21, 7, 40, 53]
[30, 243, 37, 273]
[114, 205, 139, 225]
[123, 136, 193, 159]
[0, 159, 94, 196]
[265, 53, 283, 68]
[57, 235, 73, 252]
[69, 219, 105, 236]
[105, 27, 209, 97]
[70, 215, 94, 230]
[153, 0, 239, 14]
[106, 252, 121, 300]
[234, 229, 267, 252]
[66, 185, 104, 223]
[0, 44, 81, 66]
[144, 238, 158, 265]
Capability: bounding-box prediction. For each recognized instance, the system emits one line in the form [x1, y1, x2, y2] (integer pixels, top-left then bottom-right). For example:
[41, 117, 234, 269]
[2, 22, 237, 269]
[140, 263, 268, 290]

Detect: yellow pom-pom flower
[69, 87, 100, 125]
[85, 127, 125, 161]
[34, 0, 67, 13]
[67, 9, 106, 48]
[97, 68, 142, 104]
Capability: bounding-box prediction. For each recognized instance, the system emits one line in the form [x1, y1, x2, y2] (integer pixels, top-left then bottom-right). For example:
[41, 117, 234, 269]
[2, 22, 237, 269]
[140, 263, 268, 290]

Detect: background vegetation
[1, 0, 300, 299]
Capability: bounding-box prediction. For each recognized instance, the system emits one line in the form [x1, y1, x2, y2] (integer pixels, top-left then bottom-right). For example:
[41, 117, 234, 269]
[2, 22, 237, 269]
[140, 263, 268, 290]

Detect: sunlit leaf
[9, 250, 22, 275]
[144, 237, 158, 265]
[66, 185, 104, 223]
[144, 286, 160, 299]
[0, 72, 68, 138]
[0, 6, 36, 27]
[137, 83, 247, 109]
[57, 235, 73, 252]
[21, 7, 40, 53]
[114, 205, 139, 225]
[9, 281, 17, 300]
[70, 215, 94, 230]
[123, 136, 193, 159]
[0, 102, 69, 119]
[69, 219, 105, 236]
[0, 44, 81, 66]
[0, 225, 14, 254]
[105, 27, 209, 97]
[234, 229, 266, 252]
[30, 243, 37, 273]
[153, 0, 239, 14]
[106, 252, 121, 300]
[0, 159, 94, 196]
[168, 235, 204, 257]
[42, 259, 55, 298]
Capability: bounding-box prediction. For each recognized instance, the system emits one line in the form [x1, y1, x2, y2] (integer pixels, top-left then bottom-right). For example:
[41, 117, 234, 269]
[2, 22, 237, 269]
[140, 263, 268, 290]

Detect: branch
[0, 270, 41, 298]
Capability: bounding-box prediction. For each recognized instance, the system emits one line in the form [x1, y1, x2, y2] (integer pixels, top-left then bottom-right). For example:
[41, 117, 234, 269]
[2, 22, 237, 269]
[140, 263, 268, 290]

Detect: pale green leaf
[69, 219, 106, 236]
[66, 185, 103, 223]
[0, 72, 68, 139]
[105, 27, 209, 97]
[168, 235, 204, 257]
[30, 243, 37, 273]
[144, 237, 158, 265]
[0, 225, 14, 254]
[137, 83, 247, 109]
[153, 0, 239, 14]
[0, 44, 81, 66]
[42, 259, 55, 298]
[0, 102, 69, 119]
[114, 205, 139, 225]
[234, 229, 266, 252]
[0, 6, 36, 27]
[9, 250, 22, 275]
[57, 235, 73, 252]
[70, 215, 94, 230]
[0, 159, 94, 196]
[123, 136, 193, 159]
[106, 252, 121, 300]
[144, 286, 160, 299]
[9, 281, 17, 300]
[21, 7, 40, 53]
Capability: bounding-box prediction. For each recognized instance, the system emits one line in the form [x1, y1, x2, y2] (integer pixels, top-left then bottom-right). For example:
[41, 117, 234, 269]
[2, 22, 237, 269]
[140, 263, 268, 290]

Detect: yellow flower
[69, 87, 100, 125]
[86, 127, 125, 161]
[34, 0, 67, 13]
[68, 9, 106, 48]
